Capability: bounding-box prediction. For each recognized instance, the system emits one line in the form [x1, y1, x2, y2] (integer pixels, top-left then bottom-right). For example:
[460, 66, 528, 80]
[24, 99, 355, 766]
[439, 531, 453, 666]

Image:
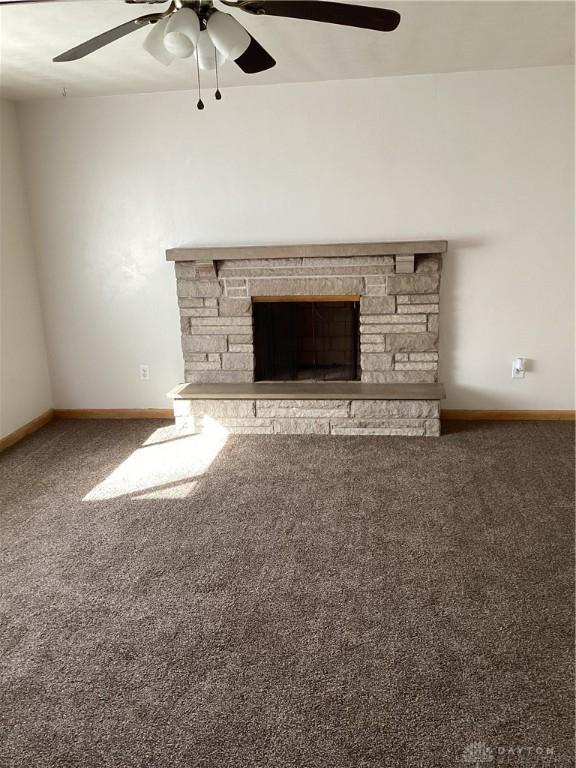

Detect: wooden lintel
[166, 240, 448, 263]
[252, 295, 360, 303]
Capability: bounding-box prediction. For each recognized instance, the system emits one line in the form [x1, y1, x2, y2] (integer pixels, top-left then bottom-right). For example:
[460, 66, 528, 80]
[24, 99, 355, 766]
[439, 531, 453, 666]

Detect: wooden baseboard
[2, 410, 570, 450]
[441, 410, 575, 421]
[0, 409, 54, 452]
[53, 409, 174, 420]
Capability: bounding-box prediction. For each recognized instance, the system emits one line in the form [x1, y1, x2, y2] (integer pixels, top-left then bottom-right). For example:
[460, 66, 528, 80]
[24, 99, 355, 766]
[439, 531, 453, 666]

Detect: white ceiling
[0, 0, 574, 100]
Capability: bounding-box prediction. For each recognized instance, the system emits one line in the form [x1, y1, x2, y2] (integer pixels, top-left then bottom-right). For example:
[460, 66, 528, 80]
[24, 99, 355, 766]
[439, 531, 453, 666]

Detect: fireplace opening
[253, 298, 360, 382]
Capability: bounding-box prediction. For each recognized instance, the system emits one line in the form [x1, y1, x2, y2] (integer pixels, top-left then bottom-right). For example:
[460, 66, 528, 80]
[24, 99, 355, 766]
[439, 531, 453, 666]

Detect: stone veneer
[168, 242, 445, 436]
[172, 396, 442, 437]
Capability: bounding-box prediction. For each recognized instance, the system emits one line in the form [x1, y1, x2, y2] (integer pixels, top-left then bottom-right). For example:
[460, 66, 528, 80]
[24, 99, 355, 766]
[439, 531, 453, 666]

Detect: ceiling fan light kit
[140, 5, 259, 107]
[145, 8, 246, 69]
[3, 0, 401, 109]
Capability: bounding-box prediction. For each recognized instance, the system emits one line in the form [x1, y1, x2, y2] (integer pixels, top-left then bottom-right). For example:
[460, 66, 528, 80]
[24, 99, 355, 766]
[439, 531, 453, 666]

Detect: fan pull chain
[195, 49, 204, 110]
[214, 49, 222, 101]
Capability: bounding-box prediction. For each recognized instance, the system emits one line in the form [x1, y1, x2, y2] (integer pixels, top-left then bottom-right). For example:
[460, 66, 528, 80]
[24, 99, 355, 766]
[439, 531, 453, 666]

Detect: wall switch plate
[512, 358, 526, 378]
[140, 364, 150, 381]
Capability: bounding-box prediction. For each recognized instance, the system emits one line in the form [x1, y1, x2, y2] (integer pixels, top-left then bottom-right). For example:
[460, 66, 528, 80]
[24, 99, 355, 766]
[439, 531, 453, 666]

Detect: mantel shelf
[169, 382, 446, 401]
[166, 240, 447, 264]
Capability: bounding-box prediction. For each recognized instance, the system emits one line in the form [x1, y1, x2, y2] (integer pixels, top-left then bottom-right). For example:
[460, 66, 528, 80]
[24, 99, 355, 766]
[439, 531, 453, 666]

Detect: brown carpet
[0, 419, 573, 768]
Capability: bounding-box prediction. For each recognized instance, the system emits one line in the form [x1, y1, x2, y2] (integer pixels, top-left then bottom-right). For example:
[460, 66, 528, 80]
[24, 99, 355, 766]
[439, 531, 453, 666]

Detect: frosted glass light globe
[207, 11, 250, 60]
[143, 16, 174, 67]
[196, 30, 226, 71]
[163, 8, 200, 59]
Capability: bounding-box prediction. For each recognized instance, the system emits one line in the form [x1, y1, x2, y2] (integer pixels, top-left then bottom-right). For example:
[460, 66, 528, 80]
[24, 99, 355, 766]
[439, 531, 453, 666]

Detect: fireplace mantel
[166, 240, 448, 265]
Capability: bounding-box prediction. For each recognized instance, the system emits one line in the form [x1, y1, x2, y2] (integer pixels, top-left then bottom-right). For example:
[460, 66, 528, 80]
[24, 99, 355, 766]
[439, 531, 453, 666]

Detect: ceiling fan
[1, 0, 401, 105]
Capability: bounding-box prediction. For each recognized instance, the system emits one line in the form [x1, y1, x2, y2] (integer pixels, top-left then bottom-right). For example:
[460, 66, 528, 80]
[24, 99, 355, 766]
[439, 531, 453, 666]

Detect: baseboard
[49, 408, 576, 422]
[2, 410, 571, 448]
[0, 409, 54, 452]
[441, 410, 575, 421]
[53, 409, 174, 420]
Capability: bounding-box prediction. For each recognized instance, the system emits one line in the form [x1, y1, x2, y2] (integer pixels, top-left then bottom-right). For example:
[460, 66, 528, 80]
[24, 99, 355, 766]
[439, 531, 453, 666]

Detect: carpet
[0, 419, 573, 768]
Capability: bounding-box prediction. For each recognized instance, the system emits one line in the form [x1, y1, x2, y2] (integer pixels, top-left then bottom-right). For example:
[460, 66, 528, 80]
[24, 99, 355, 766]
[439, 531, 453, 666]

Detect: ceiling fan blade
[0, 0, 117, 5]
[0, 0, 73, 4]
[0, 0, 168, 4]
[228, 1, 401, 32]
[53, 12, 164, 62]
[234, 34, 276, 73]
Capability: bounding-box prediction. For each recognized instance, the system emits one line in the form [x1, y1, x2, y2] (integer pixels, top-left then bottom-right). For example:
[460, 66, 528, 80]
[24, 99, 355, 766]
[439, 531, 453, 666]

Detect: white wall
[0, 99, 52, 437]
[17, 65, 574, 410]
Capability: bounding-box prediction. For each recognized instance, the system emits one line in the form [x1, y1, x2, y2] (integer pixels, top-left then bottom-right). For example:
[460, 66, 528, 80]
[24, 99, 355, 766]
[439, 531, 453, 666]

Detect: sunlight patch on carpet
[83, 419, 228, 501]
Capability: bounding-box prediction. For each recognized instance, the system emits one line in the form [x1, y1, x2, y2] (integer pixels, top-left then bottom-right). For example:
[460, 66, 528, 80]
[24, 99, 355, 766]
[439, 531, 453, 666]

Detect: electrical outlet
[140, 364, 150, 381]
[512, 358, 525, 379]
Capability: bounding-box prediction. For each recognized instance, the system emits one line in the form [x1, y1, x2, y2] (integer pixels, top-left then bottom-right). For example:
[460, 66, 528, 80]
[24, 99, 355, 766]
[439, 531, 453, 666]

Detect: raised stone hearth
[167, 241, 446, 436]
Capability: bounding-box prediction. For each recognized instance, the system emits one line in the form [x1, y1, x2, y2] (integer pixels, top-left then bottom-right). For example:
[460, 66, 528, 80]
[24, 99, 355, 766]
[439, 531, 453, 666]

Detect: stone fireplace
[167, 241, 446, 436]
